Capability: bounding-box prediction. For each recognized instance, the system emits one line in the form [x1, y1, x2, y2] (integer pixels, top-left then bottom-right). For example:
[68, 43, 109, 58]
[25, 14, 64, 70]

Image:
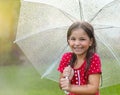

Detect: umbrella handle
[64, 77, 69, 94]
[64, 91, 69, 94]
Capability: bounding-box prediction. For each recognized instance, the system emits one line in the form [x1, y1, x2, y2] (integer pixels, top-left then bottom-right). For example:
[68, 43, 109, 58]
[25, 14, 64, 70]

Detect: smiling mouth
[74, 47, 83, 51]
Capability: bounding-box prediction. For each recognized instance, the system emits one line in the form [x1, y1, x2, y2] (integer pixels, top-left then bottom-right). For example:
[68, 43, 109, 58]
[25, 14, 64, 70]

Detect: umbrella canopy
[15, 0, 120, 88]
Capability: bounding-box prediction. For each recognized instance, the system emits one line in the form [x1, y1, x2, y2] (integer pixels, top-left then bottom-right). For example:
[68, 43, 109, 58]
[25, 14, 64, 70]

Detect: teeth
[74, 48, 82, 50]
[74, 47, 82, 49]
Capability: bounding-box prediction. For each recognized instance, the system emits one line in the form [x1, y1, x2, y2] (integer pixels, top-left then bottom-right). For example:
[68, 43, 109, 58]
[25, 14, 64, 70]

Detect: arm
[60, 74, 101, 95]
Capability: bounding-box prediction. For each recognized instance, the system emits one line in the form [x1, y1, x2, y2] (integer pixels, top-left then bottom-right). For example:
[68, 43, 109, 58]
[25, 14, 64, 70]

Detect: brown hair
[67, 21, 97, 82]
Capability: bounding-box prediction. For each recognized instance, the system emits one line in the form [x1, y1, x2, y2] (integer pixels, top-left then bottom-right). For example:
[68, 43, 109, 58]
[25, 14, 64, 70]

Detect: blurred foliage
[0, 0, 24, 65]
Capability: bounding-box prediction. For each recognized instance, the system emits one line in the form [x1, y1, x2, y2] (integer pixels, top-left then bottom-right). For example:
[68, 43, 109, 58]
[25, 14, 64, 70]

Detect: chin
[73, 51, 83, 55]
[73, 50, 86, 56]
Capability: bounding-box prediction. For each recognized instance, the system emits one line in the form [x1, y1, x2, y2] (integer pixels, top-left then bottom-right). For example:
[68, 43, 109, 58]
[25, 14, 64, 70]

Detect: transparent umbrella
[14, 0, 120, 88]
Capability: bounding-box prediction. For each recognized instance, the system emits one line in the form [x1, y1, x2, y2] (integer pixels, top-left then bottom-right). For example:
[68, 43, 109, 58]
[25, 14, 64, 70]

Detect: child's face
[68, 28, 93, 56]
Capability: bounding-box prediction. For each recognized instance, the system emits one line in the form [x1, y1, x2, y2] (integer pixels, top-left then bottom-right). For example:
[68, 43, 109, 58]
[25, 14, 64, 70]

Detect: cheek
[82, 41, 91, 47]
[68, 41, 74, 47]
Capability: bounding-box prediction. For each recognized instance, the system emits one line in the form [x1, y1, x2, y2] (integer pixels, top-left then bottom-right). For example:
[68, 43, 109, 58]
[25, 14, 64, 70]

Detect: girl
[57, 21, 102, 95]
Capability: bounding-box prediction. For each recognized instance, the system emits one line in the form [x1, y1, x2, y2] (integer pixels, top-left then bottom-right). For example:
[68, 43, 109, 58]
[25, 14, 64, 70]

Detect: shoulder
[57, 52, 73, 73]
[91, 53, 101, 61]
[88, 53, 102, 74]
[62, 52, 73, 57]
[90, 53, 101, 68]
[61, 52, 73, 59]
[60, 52, 73, 66]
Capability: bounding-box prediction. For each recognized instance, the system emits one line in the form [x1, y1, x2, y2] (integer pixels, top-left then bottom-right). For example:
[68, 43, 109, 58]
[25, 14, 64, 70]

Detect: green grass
[0, 64, 120, 95]
[0, 64, 63, 95]
[101, 84, 120, 95]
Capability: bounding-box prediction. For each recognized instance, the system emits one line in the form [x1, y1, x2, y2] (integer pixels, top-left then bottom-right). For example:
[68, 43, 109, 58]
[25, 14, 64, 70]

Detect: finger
[64, 66, 71, 73]
[61, 82, 70, 91]
[60, 78, 69, 84]
[60, 81, 68, 89]
[60, 78, 66, 81]
[63, 70, 70, 77]
[67, 65, 72, 72]
[65, 65, 71, 70]
[63, 73, 68, 77]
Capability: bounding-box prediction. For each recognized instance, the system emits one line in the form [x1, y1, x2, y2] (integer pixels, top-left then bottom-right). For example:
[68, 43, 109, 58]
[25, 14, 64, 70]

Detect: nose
[74, 40, 80, 45]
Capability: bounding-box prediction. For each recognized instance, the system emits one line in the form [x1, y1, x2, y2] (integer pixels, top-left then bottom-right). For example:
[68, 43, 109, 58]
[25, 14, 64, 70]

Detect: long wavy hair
[67, 21, 97, 82]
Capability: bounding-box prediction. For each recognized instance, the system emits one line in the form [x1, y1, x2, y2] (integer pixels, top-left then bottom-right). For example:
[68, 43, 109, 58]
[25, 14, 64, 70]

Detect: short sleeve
[88, 53, 102, 75]
[57, 52, 72, 73]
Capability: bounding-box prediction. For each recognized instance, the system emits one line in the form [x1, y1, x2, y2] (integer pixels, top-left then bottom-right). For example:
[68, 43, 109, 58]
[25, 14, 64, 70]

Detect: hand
[63, 65, 74, 80]
[60, 77, 71, 91]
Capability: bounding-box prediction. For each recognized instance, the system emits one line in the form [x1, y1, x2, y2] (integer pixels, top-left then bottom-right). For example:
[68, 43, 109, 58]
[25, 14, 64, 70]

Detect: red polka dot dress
[57, 52, 102, 95]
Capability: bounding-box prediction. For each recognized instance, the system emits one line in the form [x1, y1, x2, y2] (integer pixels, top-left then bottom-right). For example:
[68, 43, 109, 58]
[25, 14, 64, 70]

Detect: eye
[70, 37, 76, 40]
[79, 38, 86, 41]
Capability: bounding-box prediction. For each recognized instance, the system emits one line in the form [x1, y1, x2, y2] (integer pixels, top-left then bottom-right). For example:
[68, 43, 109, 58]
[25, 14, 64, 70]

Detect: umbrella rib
[95, 26, 120, 30]
[41, 44, 69, 78]
[78, 0, 84, 20]
[14, 26, 68, 43]
[59, 10, 76, 22]
[89, 0, 116, 23]
[96, 33, 120, 65]
[58, 0, 85, 22]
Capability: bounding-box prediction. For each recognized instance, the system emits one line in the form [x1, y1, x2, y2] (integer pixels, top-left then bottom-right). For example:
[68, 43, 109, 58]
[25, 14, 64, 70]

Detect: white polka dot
[75, 74, 77, 76]
[76, 82, 78, 84]
[74, 70, 77, 73]
[76, 78, 78, 80]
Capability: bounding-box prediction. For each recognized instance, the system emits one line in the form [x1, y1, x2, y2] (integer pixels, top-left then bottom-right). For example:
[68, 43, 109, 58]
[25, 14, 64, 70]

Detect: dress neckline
[73, 60, 86, 70]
